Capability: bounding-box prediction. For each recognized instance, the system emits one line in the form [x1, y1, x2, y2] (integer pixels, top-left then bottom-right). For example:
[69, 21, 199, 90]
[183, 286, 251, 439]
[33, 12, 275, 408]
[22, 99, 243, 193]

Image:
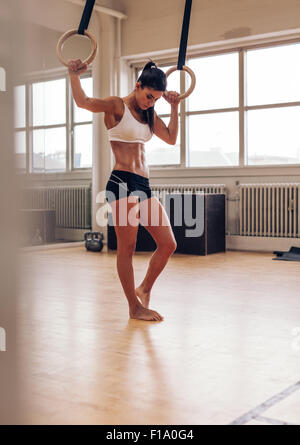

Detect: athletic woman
[68, 59, 180, 322]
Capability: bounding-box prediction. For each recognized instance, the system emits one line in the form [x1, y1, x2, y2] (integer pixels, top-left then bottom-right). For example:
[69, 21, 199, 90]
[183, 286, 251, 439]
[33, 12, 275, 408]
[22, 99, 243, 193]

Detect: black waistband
[111, 170, 150, 183]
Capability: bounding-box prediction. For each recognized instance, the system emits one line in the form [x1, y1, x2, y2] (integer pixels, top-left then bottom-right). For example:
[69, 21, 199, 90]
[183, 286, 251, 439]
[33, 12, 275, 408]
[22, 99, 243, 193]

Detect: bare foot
[135, 284, 151, 309]
[130, 305, 164, 322]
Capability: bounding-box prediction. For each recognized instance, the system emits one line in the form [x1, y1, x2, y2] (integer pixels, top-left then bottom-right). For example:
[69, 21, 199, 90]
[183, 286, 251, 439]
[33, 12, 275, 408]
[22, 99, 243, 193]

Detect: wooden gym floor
[16, 245, 300, 425]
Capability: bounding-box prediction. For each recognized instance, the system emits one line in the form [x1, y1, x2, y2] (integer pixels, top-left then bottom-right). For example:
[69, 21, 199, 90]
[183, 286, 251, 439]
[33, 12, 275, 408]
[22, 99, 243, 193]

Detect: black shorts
[105, 170, 154, 204]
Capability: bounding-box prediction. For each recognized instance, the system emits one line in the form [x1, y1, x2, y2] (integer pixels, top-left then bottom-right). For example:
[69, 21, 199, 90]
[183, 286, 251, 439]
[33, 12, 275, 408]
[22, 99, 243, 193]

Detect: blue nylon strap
[78, 0, 96, 35]
[177, 0, 193, 70]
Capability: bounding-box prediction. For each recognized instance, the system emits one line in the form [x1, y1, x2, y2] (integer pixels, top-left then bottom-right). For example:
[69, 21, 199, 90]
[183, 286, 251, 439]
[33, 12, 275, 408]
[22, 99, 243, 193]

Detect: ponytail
[137, 59, 167, 133]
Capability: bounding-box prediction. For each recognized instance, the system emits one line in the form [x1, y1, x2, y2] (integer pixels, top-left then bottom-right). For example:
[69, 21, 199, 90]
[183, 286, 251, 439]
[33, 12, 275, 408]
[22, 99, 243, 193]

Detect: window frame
[14, 84, 27, 172]
[14, 68, 93, 177]
[30, 76, 68, 174]
[132, 36, 300, 178]
[70, 73, 93, 171]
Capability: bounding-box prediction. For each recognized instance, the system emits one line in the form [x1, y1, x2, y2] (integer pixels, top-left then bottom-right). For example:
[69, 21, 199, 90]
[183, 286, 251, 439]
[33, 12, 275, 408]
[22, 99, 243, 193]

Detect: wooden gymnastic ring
[165, 65, 196, 100]
[56, 28, 98, 68]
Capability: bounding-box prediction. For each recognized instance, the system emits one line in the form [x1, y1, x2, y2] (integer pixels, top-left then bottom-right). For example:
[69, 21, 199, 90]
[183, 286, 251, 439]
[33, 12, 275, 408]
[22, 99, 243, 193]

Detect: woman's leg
[135, 196, 177, 308]
[110, 195, 164, 321]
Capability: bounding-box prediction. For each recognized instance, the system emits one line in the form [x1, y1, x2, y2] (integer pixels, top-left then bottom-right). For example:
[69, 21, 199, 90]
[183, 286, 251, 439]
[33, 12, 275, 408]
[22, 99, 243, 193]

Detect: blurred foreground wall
[0, 0, 24, 424]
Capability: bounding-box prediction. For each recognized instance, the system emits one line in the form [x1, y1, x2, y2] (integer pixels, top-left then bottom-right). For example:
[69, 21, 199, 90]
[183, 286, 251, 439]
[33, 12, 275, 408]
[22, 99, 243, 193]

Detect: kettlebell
[84, 231, 104, 252]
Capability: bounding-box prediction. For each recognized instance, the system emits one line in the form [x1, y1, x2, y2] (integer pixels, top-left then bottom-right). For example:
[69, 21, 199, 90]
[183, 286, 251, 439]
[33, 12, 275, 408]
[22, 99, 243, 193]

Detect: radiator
[239, 183, 300, 237]
[151, 184, 226, 208]
[20, 185, 92, 229]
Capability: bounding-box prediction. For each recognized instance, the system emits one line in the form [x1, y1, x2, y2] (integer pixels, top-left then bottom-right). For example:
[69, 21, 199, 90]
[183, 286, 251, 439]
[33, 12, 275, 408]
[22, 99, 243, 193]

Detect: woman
[68, 58, 179, 322]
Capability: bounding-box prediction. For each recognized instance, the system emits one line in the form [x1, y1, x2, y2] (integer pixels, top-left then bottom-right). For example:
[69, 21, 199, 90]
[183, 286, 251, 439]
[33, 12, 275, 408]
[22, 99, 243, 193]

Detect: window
[14, 73, 93, 174]
[134, 40, 300, 169]
[32, 78, 66, 172]
[187, 53, 239, 167]
[245, 43, 300, 165]
[188, 111, 239, 167]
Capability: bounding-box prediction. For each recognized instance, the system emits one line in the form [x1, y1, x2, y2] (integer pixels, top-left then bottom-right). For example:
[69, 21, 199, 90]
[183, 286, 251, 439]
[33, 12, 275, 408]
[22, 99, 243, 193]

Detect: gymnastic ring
[56, 28, 98, 68]
[165, 65, 196, 100]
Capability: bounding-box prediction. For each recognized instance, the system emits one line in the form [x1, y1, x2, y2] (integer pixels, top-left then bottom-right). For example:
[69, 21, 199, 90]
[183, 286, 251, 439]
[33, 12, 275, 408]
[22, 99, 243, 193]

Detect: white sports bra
[107, 100, 152, 144]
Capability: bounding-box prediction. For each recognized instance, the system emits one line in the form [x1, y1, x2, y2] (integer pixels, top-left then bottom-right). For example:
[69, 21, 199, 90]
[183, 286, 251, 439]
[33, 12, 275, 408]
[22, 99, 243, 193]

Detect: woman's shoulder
[107, 96, 124, 114]
[107, 96, 122, 104]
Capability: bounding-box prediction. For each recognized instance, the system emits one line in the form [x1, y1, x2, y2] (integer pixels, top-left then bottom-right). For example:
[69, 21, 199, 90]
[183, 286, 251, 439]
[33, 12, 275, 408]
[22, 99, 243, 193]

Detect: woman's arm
[153, 91, 180, 145]
[68, 59, 117, 113]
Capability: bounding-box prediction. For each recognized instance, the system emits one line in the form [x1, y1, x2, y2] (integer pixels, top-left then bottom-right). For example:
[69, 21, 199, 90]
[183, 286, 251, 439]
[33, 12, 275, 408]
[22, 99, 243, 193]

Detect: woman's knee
[158, 238, 177, 255]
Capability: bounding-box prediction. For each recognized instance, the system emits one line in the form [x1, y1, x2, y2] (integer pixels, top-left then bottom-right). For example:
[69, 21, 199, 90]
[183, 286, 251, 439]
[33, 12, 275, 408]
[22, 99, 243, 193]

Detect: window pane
[137, 65, 180, 116]
[188, 112, 239, 167]
[246, 107, 300, 165]
[33, 79, 66, 126]
[246, 43, 300, 106]
[187, 53, 239, 112]
[33, 128, 66, 172]
[74, 77, 93, 123]
[14, 131, 26, 169]
[74, 124, 92, 168]
[146, 117, 180, 166]
[14, 85, 26, 128]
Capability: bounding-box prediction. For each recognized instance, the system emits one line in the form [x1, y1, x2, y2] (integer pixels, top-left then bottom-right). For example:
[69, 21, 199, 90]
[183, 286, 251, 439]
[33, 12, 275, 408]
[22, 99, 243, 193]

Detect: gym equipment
[165, 0, 196, 100]
[107, 194, 226, 255]
[272, 246, 300, 261]
[107, 213, 156, 252]
[56, 0, 98, 68]
[167, 193, 226, 255]
[84, 231, 104, 252]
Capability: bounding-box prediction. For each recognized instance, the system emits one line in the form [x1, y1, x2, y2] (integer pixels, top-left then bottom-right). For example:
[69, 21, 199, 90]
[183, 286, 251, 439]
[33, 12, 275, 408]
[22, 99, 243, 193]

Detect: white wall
[0, 0, 24, 423]
[14, 23, 99, 74]
[13, 24, 63, 73]
[13, 0, 105, 75]
[121, 0, 300, 56]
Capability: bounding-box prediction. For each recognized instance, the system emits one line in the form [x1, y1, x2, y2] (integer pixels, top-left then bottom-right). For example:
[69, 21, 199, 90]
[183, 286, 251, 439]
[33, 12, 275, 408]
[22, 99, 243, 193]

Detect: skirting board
[55, 227, 91, 241]
[20, 241, 85, 252]
[227, 235, 300, 253]
[55, 228, 108, 244]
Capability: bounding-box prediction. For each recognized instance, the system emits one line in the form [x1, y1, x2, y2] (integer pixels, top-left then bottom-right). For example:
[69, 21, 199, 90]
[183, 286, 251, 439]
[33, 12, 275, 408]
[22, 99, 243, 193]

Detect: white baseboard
[227, 235, 300, 252]
[55, 227, 89, 241]
[19, 241, 85, 252]
[19, 227, 108, 252]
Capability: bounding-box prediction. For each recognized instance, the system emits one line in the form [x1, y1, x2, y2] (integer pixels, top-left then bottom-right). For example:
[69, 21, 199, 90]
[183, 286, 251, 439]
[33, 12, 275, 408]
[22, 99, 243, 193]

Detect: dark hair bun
[143, 60, 157, 71]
